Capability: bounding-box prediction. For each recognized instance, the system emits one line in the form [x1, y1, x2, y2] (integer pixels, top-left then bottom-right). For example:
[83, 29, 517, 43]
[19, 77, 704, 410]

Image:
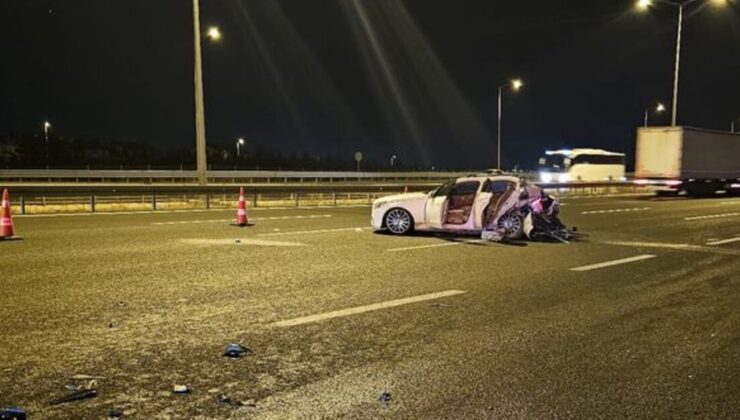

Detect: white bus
[537, 149, 626, 183]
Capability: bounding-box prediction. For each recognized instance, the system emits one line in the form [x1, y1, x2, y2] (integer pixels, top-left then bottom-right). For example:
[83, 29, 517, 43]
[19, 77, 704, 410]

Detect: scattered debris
[223, 343, 252, 358]
[116, 301, 127, 308]
[235, 239, 241, 244]
[108, 408, 124, 418]
[217, 394, 256, 408]
[0, 407, 27, 420]
[379, 391, 392, 403]
[71, 374, 106, 380]
[173, 385, 191, 394]
[50, 389, 97, 405]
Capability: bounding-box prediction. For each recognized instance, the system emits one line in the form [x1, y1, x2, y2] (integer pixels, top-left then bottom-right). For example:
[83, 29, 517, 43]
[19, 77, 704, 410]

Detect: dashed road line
[387, 240, 484, 252]
[706, 237, 740, 246]
[684, 212, 740, 221]
[153, 214, 332, 225]
[271, 290, 467, 327]
[604, 241, 740, 256]
[570, 255, 656, 272]
[258, 227, 370, 237]
[580, 207, 650, 215]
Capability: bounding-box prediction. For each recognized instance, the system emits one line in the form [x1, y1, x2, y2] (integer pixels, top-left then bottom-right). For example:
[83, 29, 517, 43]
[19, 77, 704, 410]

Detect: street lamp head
[206, 26, 222, 41]
[511, 79, 524, 91]
[636, 0, 652, 11]
[44, 121, 51, 129]
[238, 138, 245, 145]
[656, 103, 666, 112]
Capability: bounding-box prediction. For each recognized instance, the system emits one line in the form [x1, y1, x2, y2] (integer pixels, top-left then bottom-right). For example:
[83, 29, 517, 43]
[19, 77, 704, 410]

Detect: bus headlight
[539, 172, 553, 183]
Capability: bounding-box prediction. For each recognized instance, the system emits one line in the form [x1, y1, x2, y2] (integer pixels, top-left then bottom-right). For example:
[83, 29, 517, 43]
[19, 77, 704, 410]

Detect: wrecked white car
[371, 174, 575, 242]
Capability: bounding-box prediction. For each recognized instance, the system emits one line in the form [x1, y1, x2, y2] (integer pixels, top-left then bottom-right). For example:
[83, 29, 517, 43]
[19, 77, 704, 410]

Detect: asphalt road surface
[1, 195, 739, 419]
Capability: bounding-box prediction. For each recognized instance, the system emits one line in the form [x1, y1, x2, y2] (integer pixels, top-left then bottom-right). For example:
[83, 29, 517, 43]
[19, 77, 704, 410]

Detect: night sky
[1, 0, 739, 169]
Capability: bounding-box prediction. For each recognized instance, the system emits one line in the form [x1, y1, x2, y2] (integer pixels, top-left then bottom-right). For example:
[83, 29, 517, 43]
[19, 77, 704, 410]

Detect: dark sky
[1, 0, 739, 169]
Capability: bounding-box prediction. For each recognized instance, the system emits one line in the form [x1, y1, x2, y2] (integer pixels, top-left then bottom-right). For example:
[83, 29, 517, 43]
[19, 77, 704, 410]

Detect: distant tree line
[0, 131, 419, 171]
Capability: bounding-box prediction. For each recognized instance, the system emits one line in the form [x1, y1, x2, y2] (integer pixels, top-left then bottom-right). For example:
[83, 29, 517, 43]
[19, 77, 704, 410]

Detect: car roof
[455, 175, 520, 184]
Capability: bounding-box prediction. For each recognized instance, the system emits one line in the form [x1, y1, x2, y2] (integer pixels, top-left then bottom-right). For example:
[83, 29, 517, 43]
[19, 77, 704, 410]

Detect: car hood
[374, 192, 428, 206]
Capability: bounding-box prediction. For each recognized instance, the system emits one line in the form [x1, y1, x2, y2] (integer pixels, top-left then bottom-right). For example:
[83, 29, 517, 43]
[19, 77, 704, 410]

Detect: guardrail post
[332, 192, 337, 207]
[367, 193, 371, 204]
[253, 193, 258, 208]
[90, 195, 96, 213]
[205, 192, 211, 209]
[20, 196, 26, 215]
[295, 192, 300, 207]
[152, 194, 157, 211]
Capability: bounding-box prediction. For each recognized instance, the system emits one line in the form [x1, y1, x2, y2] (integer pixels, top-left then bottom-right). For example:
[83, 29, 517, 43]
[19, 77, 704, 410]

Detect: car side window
[483, 180, 515, 193]
[450, 181, 480, 195]
[434, 180, 456, 197]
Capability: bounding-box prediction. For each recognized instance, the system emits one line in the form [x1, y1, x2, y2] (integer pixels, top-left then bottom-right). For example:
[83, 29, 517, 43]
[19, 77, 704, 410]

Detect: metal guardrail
[0, 169, 477, 183]
[3, 181, 646, 216]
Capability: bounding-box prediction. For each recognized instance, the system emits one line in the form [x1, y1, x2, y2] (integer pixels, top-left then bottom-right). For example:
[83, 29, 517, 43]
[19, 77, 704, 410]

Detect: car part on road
[173, 385, 191, 394]
[379, 391, 392, 403]
[49, 388, 97, 405]
[223, 343, 252, 358]
[108, 408, 124, 418]
[0, 408, 27, 420]
[384, 208, 413, 235]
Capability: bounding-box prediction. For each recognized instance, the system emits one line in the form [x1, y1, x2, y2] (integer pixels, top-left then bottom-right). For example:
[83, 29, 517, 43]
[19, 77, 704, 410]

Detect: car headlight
[539, 172, 553, 183]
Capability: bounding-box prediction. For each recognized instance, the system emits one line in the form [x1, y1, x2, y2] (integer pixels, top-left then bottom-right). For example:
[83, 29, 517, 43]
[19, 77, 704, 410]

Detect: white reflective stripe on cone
[237, 209, 246, 216]
[1, 200, 8, 208]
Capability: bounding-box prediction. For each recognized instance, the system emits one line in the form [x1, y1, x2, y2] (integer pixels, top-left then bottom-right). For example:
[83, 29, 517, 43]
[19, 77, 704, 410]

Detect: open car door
[425, 179, 455, 229]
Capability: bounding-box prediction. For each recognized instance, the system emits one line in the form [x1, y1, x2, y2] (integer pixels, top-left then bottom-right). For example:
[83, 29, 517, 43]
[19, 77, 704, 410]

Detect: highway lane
[1, 196, 738, 418]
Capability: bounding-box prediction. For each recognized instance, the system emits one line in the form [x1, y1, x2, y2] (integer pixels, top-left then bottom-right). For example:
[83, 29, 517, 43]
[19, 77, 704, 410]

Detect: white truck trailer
[635, 126, 740, 196]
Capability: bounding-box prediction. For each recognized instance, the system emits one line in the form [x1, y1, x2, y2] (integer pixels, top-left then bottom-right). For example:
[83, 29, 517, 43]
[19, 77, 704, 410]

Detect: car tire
[497, 212, 523, 239]
[384, 208, 414, 235]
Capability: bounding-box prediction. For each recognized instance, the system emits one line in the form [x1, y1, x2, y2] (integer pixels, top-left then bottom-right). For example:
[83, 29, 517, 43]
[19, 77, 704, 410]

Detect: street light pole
[43, 121, 51, 143]
[497, 86, 503, 170]
[671, 3, 683, 126]
[496, 79, 523, 171]
[193, 0, 208, 185]
[236, 138, 245, 157]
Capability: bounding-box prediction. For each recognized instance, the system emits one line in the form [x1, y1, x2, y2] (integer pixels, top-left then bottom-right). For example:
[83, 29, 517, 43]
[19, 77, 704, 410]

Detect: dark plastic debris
[379, 391, 392, 403]
[223, 343, 252, 358]
[50, 389, 97, 405]
[217, 394, 256, 408]
[108, 408, 124, 418]
[0, 407, 27, 420]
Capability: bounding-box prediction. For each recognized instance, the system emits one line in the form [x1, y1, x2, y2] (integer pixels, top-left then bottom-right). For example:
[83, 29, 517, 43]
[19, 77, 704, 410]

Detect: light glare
[207, 27, 222, 41]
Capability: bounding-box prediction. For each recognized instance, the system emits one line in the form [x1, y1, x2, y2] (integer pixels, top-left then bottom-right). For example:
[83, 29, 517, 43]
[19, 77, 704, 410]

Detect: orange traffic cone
[1, 188, 17, 240]
[235, 187, 249, 227]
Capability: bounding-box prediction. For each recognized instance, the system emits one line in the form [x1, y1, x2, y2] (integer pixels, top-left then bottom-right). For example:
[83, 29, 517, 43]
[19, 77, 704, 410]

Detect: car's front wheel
[497, 212, 523, 239]
[384, 208, 413, 235]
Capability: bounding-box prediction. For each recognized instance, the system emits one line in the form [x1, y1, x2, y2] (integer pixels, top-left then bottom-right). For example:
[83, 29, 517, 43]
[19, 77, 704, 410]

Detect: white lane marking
[152, 214, 332, 225]
[604, 240, 740, 256]
[580, 207, 650, 215]
[387, 240, 483, 252]
[685, 212, 740, 221]
[605, 241, 697, 250]
[570, 255, 656, 272]
[271, 290, 467, 327]
[706, 237, 740, 246]
[258, 227, 371, 237]
[721, 200, 740, 205]
[180, 238, 305, 247]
